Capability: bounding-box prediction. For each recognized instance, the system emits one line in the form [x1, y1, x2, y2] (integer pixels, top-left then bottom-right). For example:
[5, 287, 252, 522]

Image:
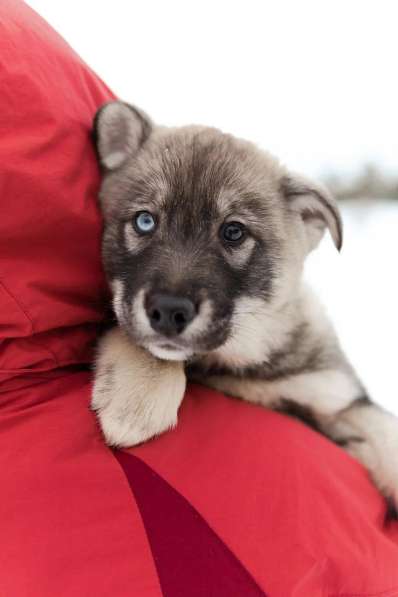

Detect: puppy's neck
[196, 282, 332, 374]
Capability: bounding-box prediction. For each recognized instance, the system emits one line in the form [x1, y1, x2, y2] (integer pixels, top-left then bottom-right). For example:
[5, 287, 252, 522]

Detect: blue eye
[134, 211, 156, 234]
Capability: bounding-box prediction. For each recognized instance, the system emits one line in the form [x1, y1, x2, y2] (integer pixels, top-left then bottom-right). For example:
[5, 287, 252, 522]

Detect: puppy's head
[94, 101, 342, 364]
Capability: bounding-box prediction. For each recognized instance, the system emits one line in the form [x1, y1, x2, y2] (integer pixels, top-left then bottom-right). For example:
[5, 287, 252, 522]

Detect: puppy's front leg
[92, 327, 186, 447]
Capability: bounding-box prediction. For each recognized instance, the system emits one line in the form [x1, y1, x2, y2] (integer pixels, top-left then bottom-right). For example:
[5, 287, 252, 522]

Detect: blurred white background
[28, 1, 398, 413]
[27, 0, 398, 179]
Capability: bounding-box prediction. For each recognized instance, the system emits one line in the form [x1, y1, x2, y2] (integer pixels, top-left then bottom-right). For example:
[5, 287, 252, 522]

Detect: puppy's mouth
[144, 341, 194, 362]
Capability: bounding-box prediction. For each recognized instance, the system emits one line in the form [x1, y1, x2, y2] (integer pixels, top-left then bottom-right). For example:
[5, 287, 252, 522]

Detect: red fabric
[133, 387, 398, 595]
[115, 451, 265, 596]
[1, 1, 398, 595]
[0, 0, 110, 389]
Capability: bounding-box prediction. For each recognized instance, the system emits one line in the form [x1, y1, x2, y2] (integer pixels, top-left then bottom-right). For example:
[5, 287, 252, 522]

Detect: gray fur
[92, 100, 398, 510]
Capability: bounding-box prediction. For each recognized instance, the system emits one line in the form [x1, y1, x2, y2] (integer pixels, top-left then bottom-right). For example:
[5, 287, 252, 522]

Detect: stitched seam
[0, 279, 60, 367]
[0, 279, 34, 333]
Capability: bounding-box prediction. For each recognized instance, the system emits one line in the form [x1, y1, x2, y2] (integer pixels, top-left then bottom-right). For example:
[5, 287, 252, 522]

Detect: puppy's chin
[146, 343, 193, 362]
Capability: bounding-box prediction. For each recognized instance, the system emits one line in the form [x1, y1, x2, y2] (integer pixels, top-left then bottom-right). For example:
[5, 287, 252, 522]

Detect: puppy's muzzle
[145, 293, 197, 336]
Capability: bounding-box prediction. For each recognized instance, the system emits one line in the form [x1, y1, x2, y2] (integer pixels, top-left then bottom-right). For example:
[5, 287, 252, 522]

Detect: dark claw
[385, 497, 398, 522]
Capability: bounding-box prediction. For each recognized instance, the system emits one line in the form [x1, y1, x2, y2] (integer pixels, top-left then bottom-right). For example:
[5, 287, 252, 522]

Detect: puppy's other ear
[281, 174, 343, 251]
[93, 101, 152, 170]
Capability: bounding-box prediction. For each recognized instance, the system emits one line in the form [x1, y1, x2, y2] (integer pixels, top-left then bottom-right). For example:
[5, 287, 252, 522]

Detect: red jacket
[1, 2, 397, 595]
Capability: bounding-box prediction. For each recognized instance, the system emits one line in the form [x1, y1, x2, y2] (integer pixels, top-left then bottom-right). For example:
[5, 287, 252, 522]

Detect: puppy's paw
[345, 434, 398, 510]
[335, 406, 398, 511]
[92, 327, 186, 447]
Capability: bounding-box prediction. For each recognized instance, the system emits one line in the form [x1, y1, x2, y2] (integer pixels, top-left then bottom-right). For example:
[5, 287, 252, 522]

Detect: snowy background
[27, 1, 398, 414]
[306, 201, 397, 414]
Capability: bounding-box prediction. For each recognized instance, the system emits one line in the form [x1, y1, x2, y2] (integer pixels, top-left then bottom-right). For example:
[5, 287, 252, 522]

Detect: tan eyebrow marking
[224, 237, 256, 268]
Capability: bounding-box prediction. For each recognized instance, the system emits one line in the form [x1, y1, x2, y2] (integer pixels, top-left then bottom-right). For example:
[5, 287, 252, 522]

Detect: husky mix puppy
[91, 101, 398, 508]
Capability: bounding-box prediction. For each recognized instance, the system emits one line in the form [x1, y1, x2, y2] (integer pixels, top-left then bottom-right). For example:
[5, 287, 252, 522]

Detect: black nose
[146, 293, 196, 336]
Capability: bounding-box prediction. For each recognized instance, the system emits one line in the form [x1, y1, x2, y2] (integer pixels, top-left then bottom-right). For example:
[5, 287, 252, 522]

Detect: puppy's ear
[93, 101, 152, 170]
[281, 174, 343, 251]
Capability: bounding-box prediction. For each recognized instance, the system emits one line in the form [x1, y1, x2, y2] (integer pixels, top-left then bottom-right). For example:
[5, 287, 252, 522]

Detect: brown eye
[220, 221, 246, 244]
